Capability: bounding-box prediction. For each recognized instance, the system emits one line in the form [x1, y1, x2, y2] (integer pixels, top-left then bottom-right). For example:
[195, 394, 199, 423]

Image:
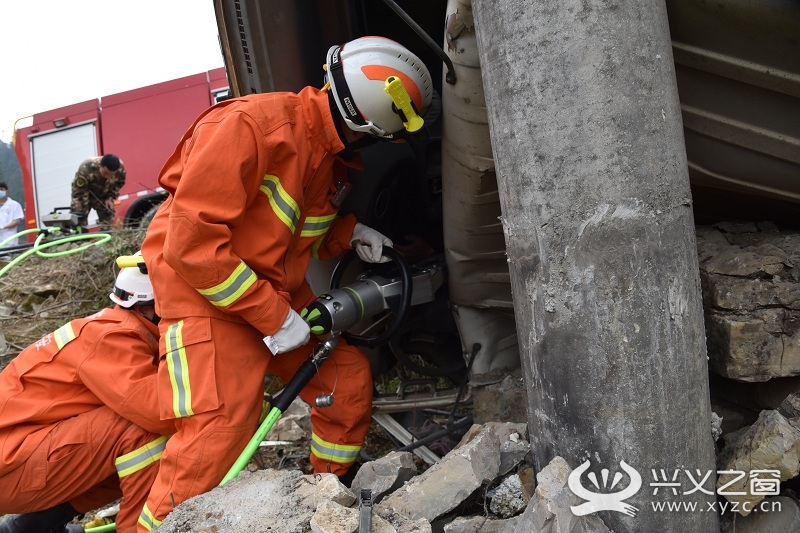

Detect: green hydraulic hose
[84, 524, 116, 533]
[0, 229, 112, 278]
[219, 406, 284, 485]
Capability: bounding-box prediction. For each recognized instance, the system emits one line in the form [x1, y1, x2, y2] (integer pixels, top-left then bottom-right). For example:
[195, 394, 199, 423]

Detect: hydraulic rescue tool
[220, 247, 443, 483]
[301, 247, 443, 346]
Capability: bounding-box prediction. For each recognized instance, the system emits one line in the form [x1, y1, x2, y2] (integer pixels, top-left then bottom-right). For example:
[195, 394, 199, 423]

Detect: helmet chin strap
[133, 304, 161, 325]
[328, 92, 382, 159]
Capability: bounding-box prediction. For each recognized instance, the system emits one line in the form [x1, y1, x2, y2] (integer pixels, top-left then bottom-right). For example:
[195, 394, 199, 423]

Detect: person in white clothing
[0, 181, 24, 253]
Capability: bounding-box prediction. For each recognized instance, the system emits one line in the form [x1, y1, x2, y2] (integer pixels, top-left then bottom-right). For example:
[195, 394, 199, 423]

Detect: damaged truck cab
[212, 0, 800, 424]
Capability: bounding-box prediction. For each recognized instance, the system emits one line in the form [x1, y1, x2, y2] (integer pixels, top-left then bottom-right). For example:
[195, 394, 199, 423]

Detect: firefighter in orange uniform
[0, 257, 172, 533]
[138, 36, 433, 529]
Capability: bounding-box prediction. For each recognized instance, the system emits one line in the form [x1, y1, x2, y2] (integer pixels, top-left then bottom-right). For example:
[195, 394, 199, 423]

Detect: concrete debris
[459, 421, 530, 476]
[379, 423, 501, 522]
[311, 499, 399, 533]
[351, 450, 417, 503]
[488, 474, 527, 518]
[153, 469, 316, 533]
[711, 411, 723, 442]
[152, 422, 536, 533]
[721, 496, 800, 533]
[716, 409, 800, 515]
[267, 396, 312, 441]
[513, 456, 612, 533]
[470, 370, 528, 424]
[779, 392, 800, 419]
[443, 515, 520, 532]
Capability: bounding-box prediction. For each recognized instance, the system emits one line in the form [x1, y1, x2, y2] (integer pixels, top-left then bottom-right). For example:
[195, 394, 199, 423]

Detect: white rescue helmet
[326, 36, 433, 140]
[110, 254, 155, 308]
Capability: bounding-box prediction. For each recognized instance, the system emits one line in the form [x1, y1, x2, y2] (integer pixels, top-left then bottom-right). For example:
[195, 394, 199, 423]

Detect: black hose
[271, 360, 318, 412]
[395, 415, 473, 453]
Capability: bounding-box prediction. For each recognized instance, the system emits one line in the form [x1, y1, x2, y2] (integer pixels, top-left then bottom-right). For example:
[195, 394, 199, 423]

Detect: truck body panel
[211, 0, 800, 395]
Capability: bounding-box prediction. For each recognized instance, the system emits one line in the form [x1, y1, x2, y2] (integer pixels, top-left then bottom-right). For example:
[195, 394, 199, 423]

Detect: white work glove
[350, 223, 393, 263]
[263, 309, 310, 355]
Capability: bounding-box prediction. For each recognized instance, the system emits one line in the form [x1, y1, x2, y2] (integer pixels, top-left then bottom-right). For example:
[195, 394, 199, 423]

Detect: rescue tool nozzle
[301, 280, 388, 337]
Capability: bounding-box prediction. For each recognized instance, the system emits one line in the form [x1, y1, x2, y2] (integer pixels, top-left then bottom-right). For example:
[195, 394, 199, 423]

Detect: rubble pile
[149, 396, 800, 533]
[153, 421, 612, 533]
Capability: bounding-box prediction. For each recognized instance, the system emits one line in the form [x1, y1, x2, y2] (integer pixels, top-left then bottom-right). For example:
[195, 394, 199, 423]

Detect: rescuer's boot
[0, 502, 83, 533]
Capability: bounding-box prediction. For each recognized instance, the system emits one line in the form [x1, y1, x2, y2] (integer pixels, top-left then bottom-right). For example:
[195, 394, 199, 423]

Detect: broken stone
[488, 474, 527, 518]
[724, 496, 800, 532]
[512, 456, 612, 533]
[373, 507, 432, 533]
[457, 421, 529, 475]
[705, 310, 800, 382]
[711, 411, 723, 442]
[295, 473, 356, 507]
[379, 424, 501, 522]
[471, 370, 528, 424]
[310, 499, 358, 533]
[696, 226, 800, 382]
[778, 393, 800, 419]
[153, 469, 316, 533]
[351, 450, 417, 503]
[716, 410, 800, 515]
[443, 515, 520, 533]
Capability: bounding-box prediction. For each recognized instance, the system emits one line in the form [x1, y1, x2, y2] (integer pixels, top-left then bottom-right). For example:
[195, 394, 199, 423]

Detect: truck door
[30, 122, 98, 228]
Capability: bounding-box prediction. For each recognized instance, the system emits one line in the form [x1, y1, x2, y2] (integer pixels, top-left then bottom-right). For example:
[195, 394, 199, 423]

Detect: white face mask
[0, 191, 7, 199]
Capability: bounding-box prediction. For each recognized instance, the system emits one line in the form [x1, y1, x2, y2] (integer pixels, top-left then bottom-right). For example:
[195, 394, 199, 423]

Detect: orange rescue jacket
[142, 87, 358, 336]
[0, 306, 172, 471]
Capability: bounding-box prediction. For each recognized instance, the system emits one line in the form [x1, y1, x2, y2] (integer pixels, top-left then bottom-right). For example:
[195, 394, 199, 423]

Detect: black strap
[328, 46, 368, 127]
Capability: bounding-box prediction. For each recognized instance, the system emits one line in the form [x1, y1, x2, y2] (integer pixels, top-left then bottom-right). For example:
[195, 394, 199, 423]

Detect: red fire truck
[13, 68, 228, 233]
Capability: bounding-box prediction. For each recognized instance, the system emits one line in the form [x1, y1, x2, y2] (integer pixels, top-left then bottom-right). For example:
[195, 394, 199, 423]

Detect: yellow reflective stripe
[165, 321, 194, 418]
[196, 261, 257, 308]
[53, 323, 77, 350]
[115, 436, 168, 478]
[310, 433, 361, 464]
[138, 503, 161, 531]
[311, 236, 324, 259]
[260, 174, 300, 233]
[300, 213, 336, 238]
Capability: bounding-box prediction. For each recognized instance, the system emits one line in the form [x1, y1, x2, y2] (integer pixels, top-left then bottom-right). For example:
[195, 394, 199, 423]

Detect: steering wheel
[329, 247, 412, 348]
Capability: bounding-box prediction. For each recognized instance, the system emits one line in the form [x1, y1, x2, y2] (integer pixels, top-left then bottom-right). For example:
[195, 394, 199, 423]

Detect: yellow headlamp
[384, 76, 424, 133]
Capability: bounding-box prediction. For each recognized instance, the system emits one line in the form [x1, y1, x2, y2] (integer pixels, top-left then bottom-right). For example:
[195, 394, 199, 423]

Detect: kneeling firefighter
[0, 256, 173, 533]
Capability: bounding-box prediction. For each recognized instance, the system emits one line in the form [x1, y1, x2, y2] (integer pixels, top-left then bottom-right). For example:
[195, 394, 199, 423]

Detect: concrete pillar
[471, 1, 718, 531]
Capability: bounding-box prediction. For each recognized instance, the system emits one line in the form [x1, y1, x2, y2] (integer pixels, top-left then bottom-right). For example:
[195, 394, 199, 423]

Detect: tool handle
[272, 359, 318, 412]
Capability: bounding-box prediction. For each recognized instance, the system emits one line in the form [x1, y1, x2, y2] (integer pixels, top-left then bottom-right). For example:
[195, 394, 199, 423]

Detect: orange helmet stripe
[361, 65, 423, 110]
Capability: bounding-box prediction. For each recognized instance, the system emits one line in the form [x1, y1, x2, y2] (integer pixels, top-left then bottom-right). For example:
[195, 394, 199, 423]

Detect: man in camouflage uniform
[71, 154, 126, 230]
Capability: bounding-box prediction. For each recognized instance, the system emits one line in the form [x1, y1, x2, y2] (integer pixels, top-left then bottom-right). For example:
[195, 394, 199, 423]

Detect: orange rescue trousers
[139, 317, 372, 531]
[0, 406, 164, 533]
